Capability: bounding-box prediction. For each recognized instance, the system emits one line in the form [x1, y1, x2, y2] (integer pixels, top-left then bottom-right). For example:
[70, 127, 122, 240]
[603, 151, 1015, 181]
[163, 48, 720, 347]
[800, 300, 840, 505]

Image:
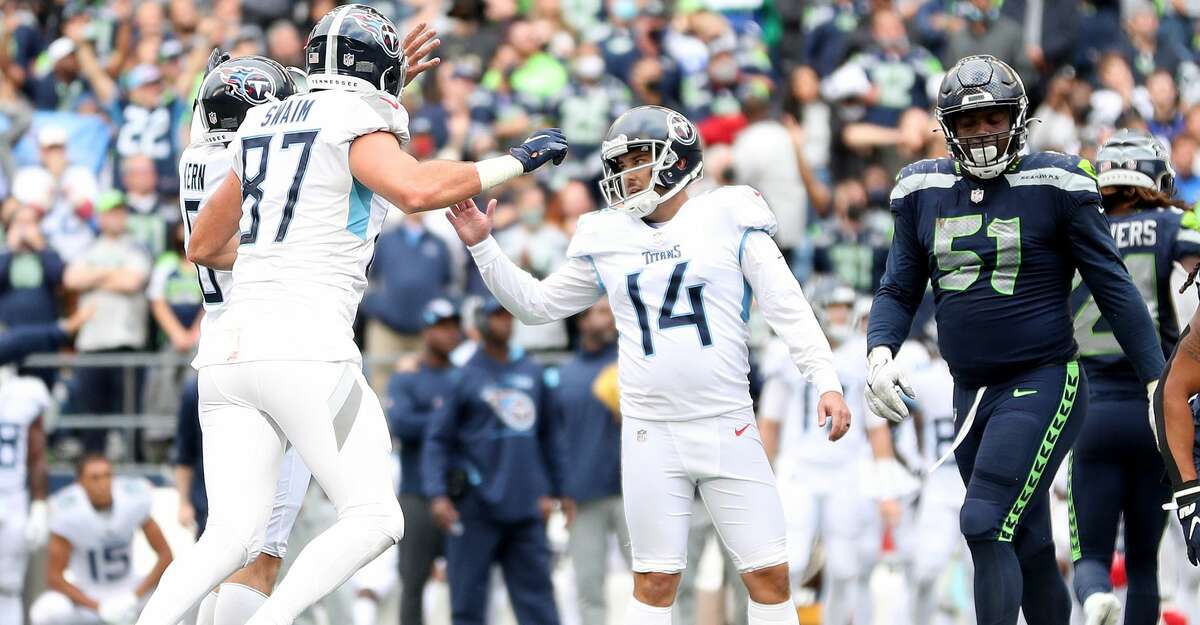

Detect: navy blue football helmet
[935, 55, 1029, 179]
[304, 4, 407, 96]
[197, 55, 297, 138]
[599, 106, 704, 217]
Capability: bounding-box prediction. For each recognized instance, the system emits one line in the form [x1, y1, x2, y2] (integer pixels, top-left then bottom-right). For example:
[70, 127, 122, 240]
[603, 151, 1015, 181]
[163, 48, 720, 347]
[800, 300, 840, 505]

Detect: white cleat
[1083, 592, 1121, 625]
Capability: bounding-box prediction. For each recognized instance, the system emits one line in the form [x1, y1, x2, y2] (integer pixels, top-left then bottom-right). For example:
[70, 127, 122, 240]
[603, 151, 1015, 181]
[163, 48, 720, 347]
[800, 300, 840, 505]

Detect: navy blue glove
[1172, 481, 1200, 565]
[509, 128, 568, 173]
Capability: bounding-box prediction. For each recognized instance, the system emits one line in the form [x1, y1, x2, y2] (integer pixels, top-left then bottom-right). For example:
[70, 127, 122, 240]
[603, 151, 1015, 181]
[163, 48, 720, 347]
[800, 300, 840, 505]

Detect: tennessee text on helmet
[197, 55, 298, 142]
[599, 106, 705, 218]
[1096, 128, 1176, 195]
[304, 4, 408, 97]
[935, 55, 1030, 179]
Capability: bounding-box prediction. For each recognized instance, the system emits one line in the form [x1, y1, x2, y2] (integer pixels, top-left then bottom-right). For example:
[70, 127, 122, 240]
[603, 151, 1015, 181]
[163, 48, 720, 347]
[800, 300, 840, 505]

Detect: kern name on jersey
[49, 477, 152, 590]
[0, 376, 50, 494]
[568, 185, 777, 421]
[761, 336, 870, 468]
[179, 137, 236, 327]
[194, 89, 408, 367]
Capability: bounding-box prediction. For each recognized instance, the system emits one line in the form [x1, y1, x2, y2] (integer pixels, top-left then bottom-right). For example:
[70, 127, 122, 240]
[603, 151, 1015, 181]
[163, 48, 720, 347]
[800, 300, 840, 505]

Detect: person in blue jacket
[386, 297, 463, 625]
[421, 297, 570, 625]
[555, 299, 627, 625]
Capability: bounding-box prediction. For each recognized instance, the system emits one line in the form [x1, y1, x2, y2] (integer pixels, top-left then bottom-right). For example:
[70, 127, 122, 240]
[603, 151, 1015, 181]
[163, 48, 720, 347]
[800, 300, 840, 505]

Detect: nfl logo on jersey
[637, 429, 647, 442]
[971, 189, 985, 203]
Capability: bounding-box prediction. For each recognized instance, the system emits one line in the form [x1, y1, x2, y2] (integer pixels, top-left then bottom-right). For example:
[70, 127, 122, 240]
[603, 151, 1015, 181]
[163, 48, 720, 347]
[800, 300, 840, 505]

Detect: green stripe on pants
[999, 361, 1080, 542]
[1067, 453, 1081, 561]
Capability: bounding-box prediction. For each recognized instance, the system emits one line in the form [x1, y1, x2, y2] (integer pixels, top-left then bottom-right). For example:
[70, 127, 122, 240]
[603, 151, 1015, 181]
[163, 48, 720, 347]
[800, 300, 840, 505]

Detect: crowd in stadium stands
[6, 0, 1200, 622]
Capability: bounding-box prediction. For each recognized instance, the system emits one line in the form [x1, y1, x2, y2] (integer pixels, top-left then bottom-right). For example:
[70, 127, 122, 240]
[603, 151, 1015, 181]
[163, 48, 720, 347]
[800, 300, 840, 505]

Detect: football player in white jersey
[137, 5, 567, 625]
[30, 455, 172, 625]
[446, 105, 850, 625]
[0, 366, 51, 625]
[177, 53, 320, 625]
[758, 284, 891, 625]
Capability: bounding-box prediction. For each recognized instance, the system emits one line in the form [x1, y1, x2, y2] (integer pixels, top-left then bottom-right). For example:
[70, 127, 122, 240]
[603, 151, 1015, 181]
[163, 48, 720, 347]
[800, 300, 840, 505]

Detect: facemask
[613, 0, 637, 21]
[520, 206, 545, 227]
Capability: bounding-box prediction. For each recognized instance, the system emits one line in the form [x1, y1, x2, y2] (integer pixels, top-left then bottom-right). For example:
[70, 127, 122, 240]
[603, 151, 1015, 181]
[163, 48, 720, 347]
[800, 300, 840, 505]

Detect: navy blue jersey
[868, 153, 1164, 389]
[1073, 208, 1200, 394]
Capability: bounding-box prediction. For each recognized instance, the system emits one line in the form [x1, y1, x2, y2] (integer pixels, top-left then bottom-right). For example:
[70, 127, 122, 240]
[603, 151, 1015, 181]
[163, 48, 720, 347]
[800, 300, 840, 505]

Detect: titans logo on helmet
[349, 12, 401, 58]
[666, 111, 697, 145]
[220, 66, 277, 105]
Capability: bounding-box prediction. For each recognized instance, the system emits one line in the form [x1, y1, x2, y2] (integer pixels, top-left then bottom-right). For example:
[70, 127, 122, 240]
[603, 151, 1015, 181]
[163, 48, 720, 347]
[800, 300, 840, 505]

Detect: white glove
[98, 592, 138, 625]
[865, 346, 915, 423]
[24, 500, 48, 549]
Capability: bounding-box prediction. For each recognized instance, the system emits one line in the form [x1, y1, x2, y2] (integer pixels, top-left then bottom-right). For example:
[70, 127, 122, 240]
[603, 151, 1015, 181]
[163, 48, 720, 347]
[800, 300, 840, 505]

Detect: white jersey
[0, 376, 50, 494]
[908, 356, 957, 471]
[178, 136, 236, 327]
[48, 478, 152, 591]
[761, 336, 871, 468]
[193, 89, 409, 366]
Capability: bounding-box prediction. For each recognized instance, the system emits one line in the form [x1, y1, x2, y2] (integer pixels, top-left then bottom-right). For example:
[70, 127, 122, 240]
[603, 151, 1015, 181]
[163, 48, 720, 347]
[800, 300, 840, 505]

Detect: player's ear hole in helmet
[1095, 128, 1187, 213]
[304, 3, 408, 97]
[935, 55, 1032, 180]
[196, 55, 298, 139]
[599, 106, 704, 218]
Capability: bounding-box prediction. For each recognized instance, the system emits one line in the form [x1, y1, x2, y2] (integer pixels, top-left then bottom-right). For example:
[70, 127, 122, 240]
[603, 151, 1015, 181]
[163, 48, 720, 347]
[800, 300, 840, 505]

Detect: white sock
[748, 599, 798, 625]
[352, 597, 378, 625]
[197, 591, 219, 625]
[623, 598, 672, 625]
[0, 593, 22, 625]
[245, 517, 396, 625]
[214, 583, 268, 625]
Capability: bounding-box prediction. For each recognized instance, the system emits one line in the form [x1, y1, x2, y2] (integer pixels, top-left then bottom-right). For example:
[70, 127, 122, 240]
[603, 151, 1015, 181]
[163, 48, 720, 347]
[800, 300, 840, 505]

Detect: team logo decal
[349, 12, 402, 58]
[666, 111, 697, 145]
[220, 66, 276, 105]
[481, 386, 536, 432]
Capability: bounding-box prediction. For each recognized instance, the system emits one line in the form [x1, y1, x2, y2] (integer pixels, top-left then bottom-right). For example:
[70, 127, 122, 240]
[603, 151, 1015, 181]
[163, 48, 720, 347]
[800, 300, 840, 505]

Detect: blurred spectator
[784, 65, 832, 181]
[72, 23, 189, 194]
[494, 184, 569, 350]
[362, 213, 454, 387]
[555, 180, 596, 236]
[803, 0, 870, 78]
[0, 203, 63, 330]
[556, 300, 628, 625]
[825, 9, 939, 174]
[1119, 2, 1186, 83]
[1145, 69, 1186, 144]
[63, 191, 150, 451]
[120, 155, 171, 258]
[266, 19, 304, 68]
[556, 43, 631, 181]
[13, 125, 98, 261]
[0, 78, 33, 196]
[1088, 52, 1148, 134]
[811, 178, 892, 294]
[386, 298, 463, 625]
[940, 0, 1033, 83]
[147, 224, 201, 353]
[422, 300, 567, 625]
[11, 36, 90, 112]
[1029, 69, 1082, 154]
[1173, 133, 1200, 204]
[731, 80, 809, 258]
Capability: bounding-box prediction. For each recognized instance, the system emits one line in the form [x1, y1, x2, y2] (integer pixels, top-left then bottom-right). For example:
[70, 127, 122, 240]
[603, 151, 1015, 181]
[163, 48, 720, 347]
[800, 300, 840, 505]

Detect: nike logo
[735, 424, 751, 437]
[1013, 389, 1038, 398]
[1190, 516, 1200, 541]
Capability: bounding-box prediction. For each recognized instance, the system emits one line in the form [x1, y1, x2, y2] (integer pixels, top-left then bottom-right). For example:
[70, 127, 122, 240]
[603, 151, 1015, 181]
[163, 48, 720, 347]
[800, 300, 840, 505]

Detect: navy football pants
[953, 361, 1087, 625]
[444, 516, 560, 625]
[1070, 393, 1169, 625]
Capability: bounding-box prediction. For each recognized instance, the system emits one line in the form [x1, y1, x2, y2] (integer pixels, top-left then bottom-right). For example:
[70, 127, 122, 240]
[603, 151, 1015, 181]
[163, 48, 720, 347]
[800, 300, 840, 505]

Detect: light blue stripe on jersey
[738, 228, 767, 323]
[347, 177, 373, 239]
[586, 255, 605, 293]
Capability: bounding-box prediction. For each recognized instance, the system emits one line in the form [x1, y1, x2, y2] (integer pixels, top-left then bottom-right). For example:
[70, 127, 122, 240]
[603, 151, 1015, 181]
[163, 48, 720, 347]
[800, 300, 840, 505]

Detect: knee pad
[959, 497, 1004, 543]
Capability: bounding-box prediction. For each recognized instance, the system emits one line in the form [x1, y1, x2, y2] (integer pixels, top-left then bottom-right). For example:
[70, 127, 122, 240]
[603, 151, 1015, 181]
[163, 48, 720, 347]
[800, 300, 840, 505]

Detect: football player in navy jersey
[1068, 130, 1200, 625]
[865, 55, 1164, 625]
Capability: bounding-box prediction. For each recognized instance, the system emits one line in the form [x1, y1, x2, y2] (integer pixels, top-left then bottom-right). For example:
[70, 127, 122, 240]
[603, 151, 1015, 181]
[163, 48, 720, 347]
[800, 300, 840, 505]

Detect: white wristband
[475, 155, 525, 191]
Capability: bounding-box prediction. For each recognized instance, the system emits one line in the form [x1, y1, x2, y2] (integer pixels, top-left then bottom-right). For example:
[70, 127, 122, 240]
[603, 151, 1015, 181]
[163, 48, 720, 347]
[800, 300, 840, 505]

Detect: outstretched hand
[447, 198, 496, 247]
[402, 22, 441, 86]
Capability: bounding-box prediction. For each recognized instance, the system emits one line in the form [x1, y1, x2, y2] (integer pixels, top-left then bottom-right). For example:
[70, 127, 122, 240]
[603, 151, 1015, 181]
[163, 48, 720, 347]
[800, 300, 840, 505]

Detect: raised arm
[450, 199, 602, 325]
[349, 128, 567, 214]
